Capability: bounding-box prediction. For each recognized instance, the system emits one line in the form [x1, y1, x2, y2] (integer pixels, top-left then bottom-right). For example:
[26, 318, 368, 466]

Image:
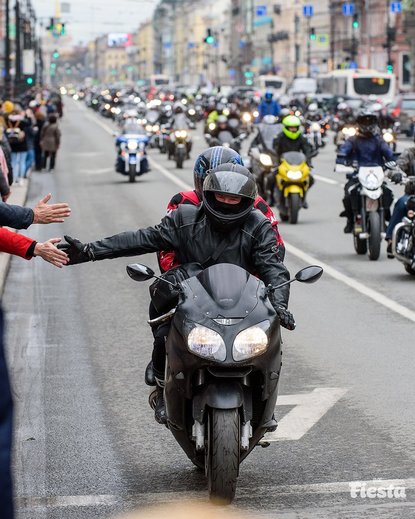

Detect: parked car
[388, 94, 415, 136]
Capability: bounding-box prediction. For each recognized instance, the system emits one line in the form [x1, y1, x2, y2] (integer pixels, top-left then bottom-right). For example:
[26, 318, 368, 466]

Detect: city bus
[257, 75, 287, 96]
[316, 69, 396, 104]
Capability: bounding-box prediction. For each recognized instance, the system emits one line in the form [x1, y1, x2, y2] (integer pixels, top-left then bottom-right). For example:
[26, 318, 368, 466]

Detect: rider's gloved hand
[276, 307, 296, 331]
[390, 171, 403, 184]
[57, 235, 94, 265]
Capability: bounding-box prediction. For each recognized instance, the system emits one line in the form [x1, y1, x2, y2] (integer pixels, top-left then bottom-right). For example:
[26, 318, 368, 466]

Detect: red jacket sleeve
[0, 228, 36, 259]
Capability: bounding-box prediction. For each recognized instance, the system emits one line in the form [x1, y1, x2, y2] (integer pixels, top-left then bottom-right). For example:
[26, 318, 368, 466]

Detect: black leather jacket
[86, 205, 290, 308]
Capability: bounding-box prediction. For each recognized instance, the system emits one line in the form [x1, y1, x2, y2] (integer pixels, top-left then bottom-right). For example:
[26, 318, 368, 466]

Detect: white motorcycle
[336, 163, 396, 260]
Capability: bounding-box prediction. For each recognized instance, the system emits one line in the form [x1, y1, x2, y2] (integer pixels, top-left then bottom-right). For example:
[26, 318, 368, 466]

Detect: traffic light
[52, 49, 60, 59]
[309, 27, 316, 40]
[26, 77, 34, 85]
[352, 14, 359, 29]
[387, 61, 394, 74]
[204, 28, 215, 44]
[244, 69, 254, 85]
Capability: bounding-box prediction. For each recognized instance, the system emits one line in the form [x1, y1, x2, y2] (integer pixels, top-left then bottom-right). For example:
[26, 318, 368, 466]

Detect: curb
[0, 179, 30, 297]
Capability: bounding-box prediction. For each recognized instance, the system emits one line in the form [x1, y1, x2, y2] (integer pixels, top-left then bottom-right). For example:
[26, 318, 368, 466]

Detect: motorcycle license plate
[366, 198, 379, 212]
[129, 155, 137, 164]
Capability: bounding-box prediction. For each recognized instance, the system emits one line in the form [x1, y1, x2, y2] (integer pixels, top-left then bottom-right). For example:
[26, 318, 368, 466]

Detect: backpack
[6, 121, 25, 145]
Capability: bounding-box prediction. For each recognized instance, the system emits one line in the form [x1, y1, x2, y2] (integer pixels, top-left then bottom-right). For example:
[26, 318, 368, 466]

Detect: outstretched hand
[57, 235, 92, 265]
[34, 238, 69, 268]
[32, 193, 71, 224]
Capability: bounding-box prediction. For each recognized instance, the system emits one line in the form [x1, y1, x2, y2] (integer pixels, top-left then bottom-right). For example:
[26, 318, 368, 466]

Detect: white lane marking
[80, 167, 114, 175]
[149, 159, 190, 191]
[16, 478, 415, 508]
[85, 113, 116, 136]
[314, 174, 339, 185]
[84, 103, 415, 324]
[285, 242, 415, 324]
[266, 388, 348, 442]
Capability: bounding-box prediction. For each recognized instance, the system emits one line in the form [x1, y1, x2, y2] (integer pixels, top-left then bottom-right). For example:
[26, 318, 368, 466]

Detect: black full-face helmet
[202, 164, 257, 231]
[193, 146, 244, 196]
[356, 111, 379, 137]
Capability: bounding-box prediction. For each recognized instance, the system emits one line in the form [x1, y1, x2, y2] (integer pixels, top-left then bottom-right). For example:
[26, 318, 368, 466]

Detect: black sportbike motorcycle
[127, 262, 323, 503]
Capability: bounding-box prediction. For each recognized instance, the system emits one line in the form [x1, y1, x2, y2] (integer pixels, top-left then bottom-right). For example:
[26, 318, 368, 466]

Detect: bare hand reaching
[32, 194, 71, 224]
[34, 238, 69, 268]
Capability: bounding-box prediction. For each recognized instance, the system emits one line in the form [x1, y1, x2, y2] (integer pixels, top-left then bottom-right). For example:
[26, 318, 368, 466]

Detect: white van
[287, 77, 317, 96]
[257, 75, 287, 96]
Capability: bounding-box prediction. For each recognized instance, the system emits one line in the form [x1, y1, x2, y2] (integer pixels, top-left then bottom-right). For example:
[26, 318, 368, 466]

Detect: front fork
[356, 194, 385, 237]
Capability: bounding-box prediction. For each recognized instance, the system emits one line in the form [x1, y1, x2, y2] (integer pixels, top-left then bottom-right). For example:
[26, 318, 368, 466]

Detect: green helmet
[282, 115, 301, 140]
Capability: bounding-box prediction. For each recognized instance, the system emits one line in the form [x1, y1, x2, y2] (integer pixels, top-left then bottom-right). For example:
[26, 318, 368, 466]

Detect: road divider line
[16, 477, 415, 508]
[285, 242, 415, 323]
[84, 104, 415, 323]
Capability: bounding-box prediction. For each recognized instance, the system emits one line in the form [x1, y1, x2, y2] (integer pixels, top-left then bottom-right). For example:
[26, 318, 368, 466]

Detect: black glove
[57, 235, 93, 265]
[276, 307, 296, 331]
[390, 171, 403, 184]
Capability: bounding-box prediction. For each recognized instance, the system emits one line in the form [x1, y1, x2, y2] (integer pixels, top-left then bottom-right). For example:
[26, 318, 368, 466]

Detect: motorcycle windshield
[184, 264, 262, 317]
[259, 124, 282, 151]
[218, 131, 234, 143]
[123, 124, 146, 135]
[281, 151, 306, 165]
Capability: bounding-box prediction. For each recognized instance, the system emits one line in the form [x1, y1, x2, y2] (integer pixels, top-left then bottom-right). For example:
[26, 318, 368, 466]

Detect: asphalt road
[5, 99, 415, 519]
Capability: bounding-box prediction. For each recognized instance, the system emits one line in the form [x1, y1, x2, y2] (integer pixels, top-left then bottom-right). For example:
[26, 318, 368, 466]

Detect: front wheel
[128, 163, 136, 183]
[288, 193, 301, 224]
[368, 212, 381, 260]
[353, 233, 367, 255]
[176, 148, 185, 169]
[206, 408, 239, 504]
[404, 264, 415, 276]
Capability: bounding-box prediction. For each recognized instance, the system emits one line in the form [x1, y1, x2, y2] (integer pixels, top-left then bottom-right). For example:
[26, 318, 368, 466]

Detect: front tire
[404, 264, 415, 276]
[288, 193, 301, 224]
[207, 408, 239, 504]
[353, 234, 368, 255]
[176, 148, 184, 169]
[128, 164, 136, 183]
[368, 212, 381, 260]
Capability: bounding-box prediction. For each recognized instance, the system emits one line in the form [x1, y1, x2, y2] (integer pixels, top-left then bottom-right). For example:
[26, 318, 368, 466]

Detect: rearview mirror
[126, 263, 155, 282]
[295, 265, 323, 284]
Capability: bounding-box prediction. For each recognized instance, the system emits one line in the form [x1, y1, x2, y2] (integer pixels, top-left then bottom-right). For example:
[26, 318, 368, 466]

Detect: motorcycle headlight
[208, 123, 216, 131]
[188, 326, 226, 361]
[287, 170, 303, 180]
[176, 130, 187, 138]
[242, 112, 252, 122]
[259, 153, 273, 167]
[104, 104, 110, 110]
[152, 125, 160, 132]
[253, 110, 259, 118]
[365, 174, 380, 190]
[233, 324, 269, 361]
[311, 122, 320, 132]
[145, 124, 153, 132]
[127, 140, 138, 151]
[223, 108, 230, 116]
[188, 108, 196, 116]
[383, 132, 393, 143]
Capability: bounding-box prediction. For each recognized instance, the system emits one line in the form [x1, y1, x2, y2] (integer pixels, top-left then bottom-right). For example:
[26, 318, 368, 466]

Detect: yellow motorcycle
[275, 151, 311, 224]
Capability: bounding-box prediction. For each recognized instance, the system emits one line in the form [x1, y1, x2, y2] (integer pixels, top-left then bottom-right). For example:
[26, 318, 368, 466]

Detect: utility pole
[385, 0, 394, 73]
[15, 0, 22, 94]
[5, 0, 12, 97]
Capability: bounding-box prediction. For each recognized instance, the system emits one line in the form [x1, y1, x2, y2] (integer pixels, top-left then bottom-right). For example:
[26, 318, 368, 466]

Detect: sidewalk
[0, 179, 30, 296]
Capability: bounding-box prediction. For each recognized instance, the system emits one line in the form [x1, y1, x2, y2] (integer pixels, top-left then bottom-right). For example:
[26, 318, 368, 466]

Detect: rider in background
[257, 91, 281, 122]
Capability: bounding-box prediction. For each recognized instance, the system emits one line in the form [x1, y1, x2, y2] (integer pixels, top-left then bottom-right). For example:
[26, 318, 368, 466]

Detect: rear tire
[353, 234, 367, 255]
[368, 212, 381, 260]
[288, 193, 301, 224]
[128, 164, 136, 183]
[207, 408, 239, 504]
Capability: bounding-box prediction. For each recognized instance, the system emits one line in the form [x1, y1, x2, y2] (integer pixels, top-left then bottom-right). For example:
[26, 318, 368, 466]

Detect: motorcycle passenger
[272, 115, 314, 208]
[337, 111, 396, 233]
[257, 91, 281, 122]
[59, 166, 292, 426]
[385, 143, 415, 257]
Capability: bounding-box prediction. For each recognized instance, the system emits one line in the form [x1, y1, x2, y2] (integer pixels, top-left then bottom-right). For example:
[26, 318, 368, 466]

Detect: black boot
[386, 240, 394, 259]
[344, 219, 353, 234]
[149, 380, 167, 424]
[144, 361, 156, 386]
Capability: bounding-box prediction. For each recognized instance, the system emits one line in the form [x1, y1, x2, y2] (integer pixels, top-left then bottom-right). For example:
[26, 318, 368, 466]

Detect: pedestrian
[40, 114, 61, 171]
[24, 105, 38, 178]
[34, 109, 46, 171]
[5, 107, 30, 186]
[0, 194, 71, 519]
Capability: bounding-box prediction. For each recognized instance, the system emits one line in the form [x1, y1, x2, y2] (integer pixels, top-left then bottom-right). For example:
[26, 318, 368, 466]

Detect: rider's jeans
[386, 195, 409, 240]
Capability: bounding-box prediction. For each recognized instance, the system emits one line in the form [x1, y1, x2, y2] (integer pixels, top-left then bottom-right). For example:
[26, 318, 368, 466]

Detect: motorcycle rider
[209, 114, 240, 141]
[147, 148, 285, 422]
[250, 114, 281, 151]
[168, 102, 193, 159]
[385, 141, 415, 257]
[59, 166, 293, 425]
[337, 111, 397, 233]
[257, 91, 281, 122]
[272, 115, 314, 207]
